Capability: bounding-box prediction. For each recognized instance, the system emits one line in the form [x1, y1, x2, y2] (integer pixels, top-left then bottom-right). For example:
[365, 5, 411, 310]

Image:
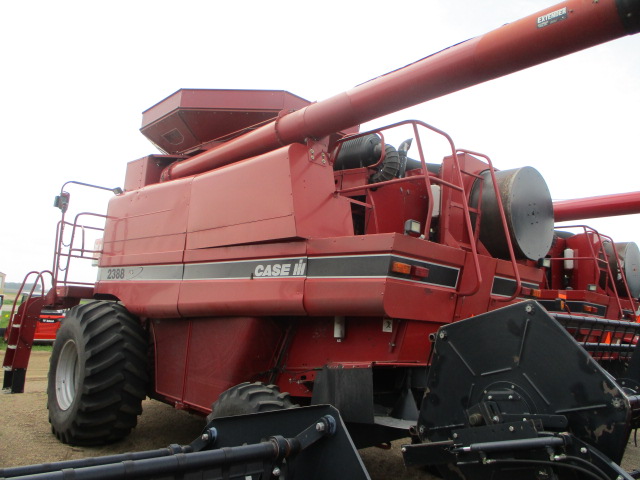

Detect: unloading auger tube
[160, 0, 640, 181]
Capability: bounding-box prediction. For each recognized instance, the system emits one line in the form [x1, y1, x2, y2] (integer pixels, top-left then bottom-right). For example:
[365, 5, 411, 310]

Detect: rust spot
[601, 380, 619, 397]
[592, 423, 614, 440]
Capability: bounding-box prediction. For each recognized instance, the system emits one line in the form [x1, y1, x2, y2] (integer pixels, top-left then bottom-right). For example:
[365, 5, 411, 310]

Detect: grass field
[1, 292, 17, 329]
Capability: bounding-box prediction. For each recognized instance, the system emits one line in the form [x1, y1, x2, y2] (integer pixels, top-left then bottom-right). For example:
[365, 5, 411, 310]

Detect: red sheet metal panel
[185, 144, 352, 250]
[181, 317, 285, 412]
[101, 175, 192, 266]
[151, 318, 189, 404]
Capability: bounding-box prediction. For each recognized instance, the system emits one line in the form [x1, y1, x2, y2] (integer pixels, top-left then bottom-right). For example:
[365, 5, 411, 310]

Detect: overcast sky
[1, 0, 638, 284]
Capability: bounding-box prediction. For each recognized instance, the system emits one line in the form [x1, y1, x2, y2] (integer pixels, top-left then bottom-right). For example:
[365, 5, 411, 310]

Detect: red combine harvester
[3, 1, 640, 479]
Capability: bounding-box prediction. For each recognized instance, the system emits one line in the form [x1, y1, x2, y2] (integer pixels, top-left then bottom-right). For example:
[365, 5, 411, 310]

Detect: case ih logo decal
[537, 7, 567, 28]
[254, 259, 307, 277]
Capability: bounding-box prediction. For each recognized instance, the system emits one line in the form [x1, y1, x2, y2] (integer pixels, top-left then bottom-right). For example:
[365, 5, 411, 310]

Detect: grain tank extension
[3, 1, 640, 479]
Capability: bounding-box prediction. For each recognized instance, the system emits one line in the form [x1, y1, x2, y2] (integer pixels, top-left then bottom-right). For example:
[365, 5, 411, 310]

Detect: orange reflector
[532, 289, 542, 298]
[558, 293, 567, 300]
[391, 262, 411, 275]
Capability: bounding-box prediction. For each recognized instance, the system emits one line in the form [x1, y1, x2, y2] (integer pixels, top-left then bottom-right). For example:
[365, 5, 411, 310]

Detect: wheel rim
[56, 339, 80, 410]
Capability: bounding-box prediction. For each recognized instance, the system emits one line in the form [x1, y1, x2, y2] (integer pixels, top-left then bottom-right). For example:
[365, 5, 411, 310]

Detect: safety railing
[2, 271, 52, 392]
[544, 226, 639, 320]
[52, 212, 106, 290]
[333, 120, 518, 298]
[49, 181, 121, 303]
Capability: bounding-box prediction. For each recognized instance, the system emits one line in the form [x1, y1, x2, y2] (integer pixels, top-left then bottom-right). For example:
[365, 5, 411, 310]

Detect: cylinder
[604, 241, 640, 298]
[470, 167, 555, 261]
[554, 191, 640, 222]
[564, 248, 575, 270]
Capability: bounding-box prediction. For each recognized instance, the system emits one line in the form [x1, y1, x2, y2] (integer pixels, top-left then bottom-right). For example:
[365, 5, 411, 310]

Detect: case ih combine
[3, 0, 640, 478]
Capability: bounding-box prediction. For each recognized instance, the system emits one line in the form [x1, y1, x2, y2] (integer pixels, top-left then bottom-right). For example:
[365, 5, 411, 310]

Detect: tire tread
[47, 301, 148, 445]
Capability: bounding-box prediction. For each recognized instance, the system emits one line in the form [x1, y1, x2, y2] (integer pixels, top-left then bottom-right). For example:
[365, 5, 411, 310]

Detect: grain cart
[3, 0, 640, 478]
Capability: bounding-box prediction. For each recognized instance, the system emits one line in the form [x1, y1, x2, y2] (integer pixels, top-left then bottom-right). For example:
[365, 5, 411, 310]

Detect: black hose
[369, 144, 400, 184]
[490, 458, 609, 480]
[562, 455, 613, 480]
[333, 134, 401, 183]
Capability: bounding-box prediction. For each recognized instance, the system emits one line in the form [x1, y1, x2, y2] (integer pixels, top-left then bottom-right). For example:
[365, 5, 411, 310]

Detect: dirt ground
[1, 351, 639, 479]
[0, 351, 426, 479]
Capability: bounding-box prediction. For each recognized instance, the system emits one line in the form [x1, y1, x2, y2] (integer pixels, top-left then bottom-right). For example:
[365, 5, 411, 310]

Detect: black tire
[206, 382, 295, 422]
[47, 301, 148, 445]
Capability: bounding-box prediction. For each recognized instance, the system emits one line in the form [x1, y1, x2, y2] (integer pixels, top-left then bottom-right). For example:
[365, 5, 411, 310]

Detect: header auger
[4, 1, 640, 479]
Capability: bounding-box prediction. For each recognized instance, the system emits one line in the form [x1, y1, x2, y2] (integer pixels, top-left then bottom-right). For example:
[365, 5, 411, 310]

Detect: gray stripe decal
[184, 257, 307, 279]
[98, 254, 460, 289]
[97, 264, 183, 282]
[308, 254, 459, 289]
[491, 276, 539, 298]
[308, 255, 389, 278]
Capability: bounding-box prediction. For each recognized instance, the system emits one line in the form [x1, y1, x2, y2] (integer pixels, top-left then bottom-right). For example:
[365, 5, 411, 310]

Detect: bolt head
[316, 422, 326, 432]
[492, 415, 500, 423]
[509, 426, 515, 432]
[201, 433, 209, 441]
[273, 467, 282, 476]
[401, 447, 407, 453]
[452, 433, 458, 438]
[580, 447, 588, 454]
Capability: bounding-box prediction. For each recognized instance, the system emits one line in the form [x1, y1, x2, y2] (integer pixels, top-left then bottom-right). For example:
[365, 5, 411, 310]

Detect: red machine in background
[2, 1, 640, 479]
[3, 298, 65, 344]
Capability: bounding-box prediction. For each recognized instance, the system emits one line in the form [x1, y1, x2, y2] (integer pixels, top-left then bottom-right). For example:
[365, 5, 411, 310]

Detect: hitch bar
[0, 405, 370, 480]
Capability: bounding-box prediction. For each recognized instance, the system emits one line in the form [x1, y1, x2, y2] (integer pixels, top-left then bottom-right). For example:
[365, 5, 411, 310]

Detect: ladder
[2, 295, 45, 393]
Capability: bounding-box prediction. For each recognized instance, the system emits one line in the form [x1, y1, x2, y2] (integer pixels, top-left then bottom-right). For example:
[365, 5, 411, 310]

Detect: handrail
[547, 225, 639, 319]
[53, 212, 106, 288]
[456, 149, 522, 303]
[7, 271, 53, 327]
[50, 180, 118, 297]
[334, 120, 485, 297]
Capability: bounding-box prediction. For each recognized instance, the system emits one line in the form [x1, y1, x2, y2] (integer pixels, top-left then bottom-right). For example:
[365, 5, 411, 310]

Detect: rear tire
[47, 301, 148, 445]
[207, 382, 295, 422]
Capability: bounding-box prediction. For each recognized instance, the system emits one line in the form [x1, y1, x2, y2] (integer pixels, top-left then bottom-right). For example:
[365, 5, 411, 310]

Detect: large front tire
[47, 301, 148, 445]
